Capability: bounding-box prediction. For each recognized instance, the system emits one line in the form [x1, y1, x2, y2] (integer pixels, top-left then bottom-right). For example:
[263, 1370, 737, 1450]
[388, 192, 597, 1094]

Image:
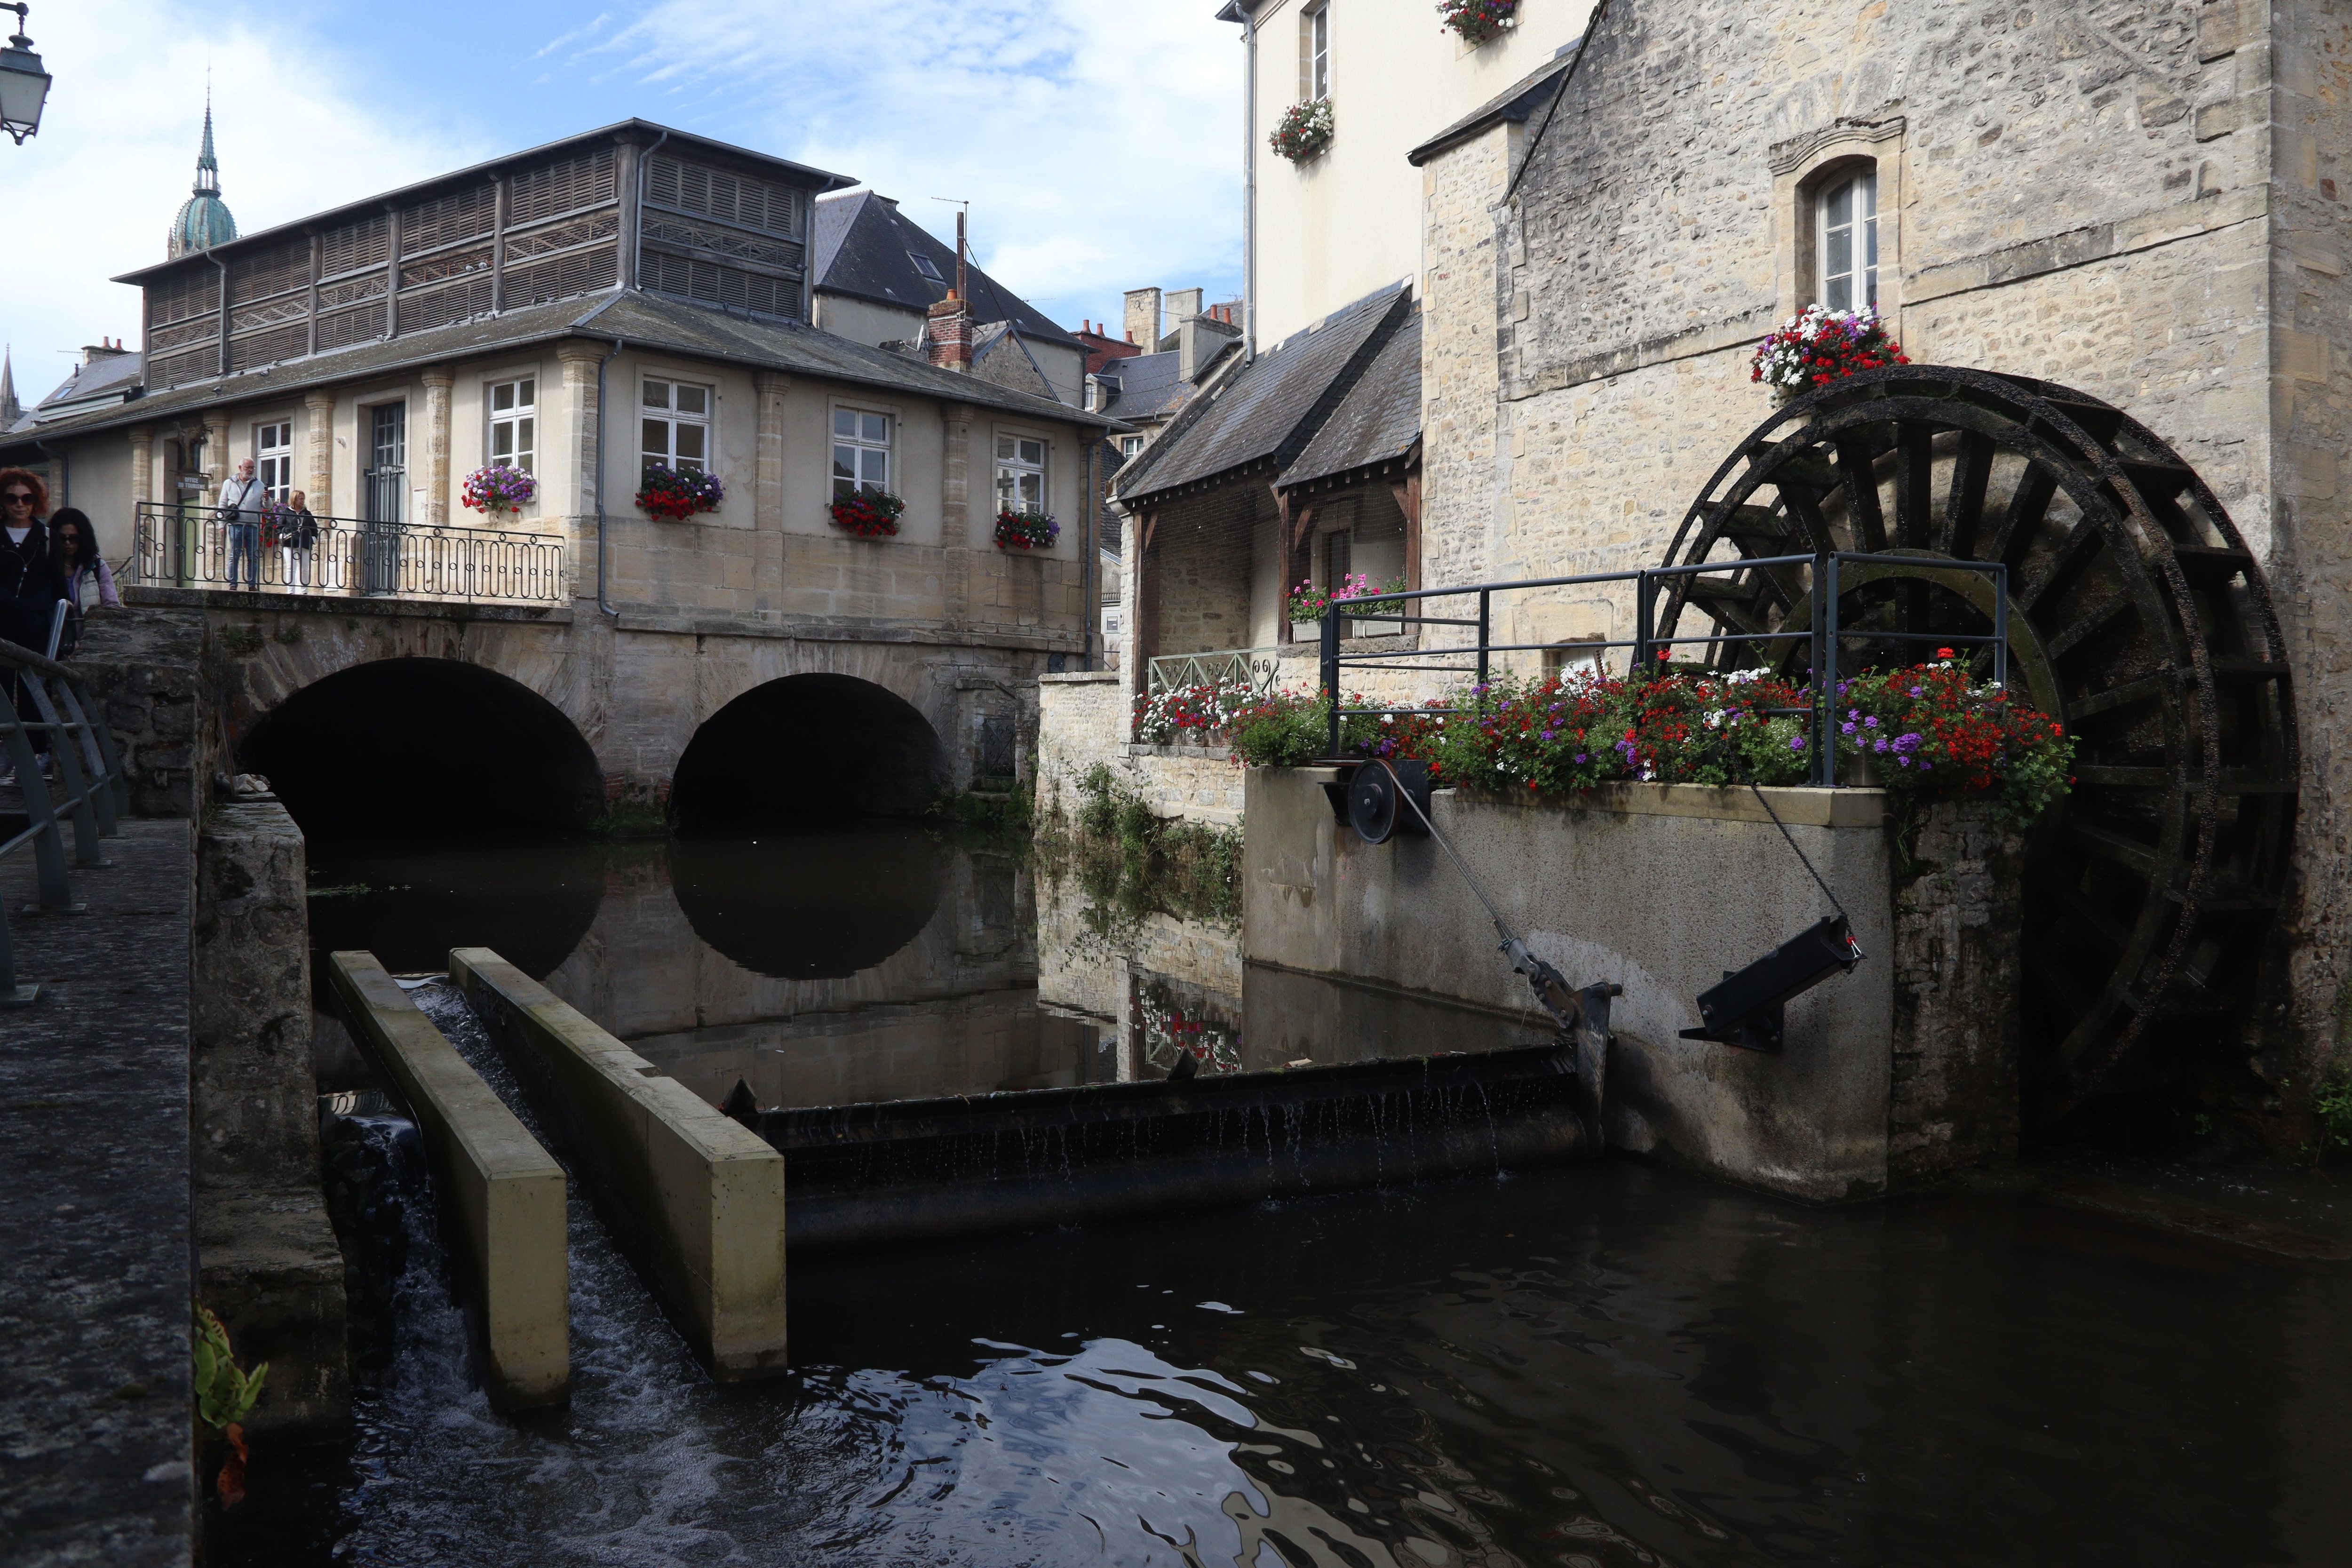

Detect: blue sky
[3, 0, 1243, 402]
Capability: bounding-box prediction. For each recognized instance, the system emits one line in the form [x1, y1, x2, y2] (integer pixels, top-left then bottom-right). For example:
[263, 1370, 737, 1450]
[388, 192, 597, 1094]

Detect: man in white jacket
[217, 457, 268, 592]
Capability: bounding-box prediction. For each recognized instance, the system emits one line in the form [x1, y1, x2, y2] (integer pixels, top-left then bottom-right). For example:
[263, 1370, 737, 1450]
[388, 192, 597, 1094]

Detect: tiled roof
[1095, 351, 1188, 422]
[1279, 311, 1420, 490]
[1114, 283, 1413, 504]
[1406, 43, 1582, 167]
[812, 191, 1080, 348]
[1, 289, 1114, 454]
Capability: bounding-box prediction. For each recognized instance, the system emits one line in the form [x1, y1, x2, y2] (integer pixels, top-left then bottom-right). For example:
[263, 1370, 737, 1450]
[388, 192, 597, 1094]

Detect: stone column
[754, 372, 789, 526]
[420, 366, 454, 527]
[556, 342, 607, 598]
[942, 401, 974, 628]
[203, 409, 230, 490]
[304, 390, 335, 516]
[129, 425, 153, 512]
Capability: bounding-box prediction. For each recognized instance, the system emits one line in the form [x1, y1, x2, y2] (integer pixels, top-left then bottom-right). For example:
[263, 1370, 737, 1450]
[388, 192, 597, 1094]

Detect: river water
[226, 827, 2352, 1567]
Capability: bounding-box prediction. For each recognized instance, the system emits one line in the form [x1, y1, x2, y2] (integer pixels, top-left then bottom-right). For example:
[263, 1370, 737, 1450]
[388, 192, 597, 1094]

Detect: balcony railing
[1145, 646, 1283, 697]
[127, 501, 566, 605]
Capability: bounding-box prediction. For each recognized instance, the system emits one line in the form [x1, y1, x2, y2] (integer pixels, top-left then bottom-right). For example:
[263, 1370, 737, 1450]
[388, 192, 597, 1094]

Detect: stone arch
[240, 655, 604, 836]
[669, 672, 952, 828]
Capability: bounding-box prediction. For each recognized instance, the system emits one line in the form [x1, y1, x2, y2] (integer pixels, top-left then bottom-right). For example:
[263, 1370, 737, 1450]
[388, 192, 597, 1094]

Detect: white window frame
[1120, 434, 1144, 462]
[1305, 2, 1332, 101]
[640, 374, 714, 480]
[254, 420, 294, 501]
[993, 429, 1050, 518]
[1818, 168, 1878, 312]
[830, 402, 896, 501]
[486, 375, 537, 474]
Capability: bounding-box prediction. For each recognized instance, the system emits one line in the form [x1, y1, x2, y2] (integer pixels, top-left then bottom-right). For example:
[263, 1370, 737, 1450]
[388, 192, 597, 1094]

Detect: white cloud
[540, 0, 1245, 333]
[0, 0, 483, 405]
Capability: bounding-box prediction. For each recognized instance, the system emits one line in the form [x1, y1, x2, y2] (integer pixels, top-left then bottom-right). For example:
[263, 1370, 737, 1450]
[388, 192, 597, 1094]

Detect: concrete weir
[327, 952, 569, 1409]
[450, 948, 789, 1380]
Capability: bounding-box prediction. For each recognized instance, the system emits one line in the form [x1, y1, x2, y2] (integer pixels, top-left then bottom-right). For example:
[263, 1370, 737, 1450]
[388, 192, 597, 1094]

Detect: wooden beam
[1391, 469, 1422, 591]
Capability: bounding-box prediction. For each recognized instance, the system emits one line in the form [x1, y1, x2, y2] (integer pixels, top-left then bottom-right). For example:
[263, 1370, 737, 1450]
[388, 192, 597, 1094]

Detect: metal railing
[126, 501, 567, 605]
[1317, 552, 2008, 790]
[1146, 646, 1284, 697]
[0, 635, 130, 1004]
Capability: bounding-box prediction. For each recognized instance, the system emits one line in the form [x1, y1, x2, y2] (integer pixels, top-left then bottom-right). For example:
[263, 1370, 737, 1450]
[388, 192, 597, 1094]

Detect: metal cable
[1748, 780, 1849, 924]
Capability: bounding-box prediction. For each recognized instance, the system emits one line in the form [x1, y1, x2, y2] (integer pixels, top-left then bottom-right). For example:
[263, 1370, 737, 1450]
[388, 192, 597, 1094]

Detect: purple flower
[1841, 721, 1856, 734]
[1908, 686, 1924, 698]
[1864, 716, 1879, 729]
[1574, 753, 1589, 764]
[1918, 760, 1932, 771]
[1896, 756, 1911, 768]
[1892, 732, 1922, 754]
[1789, 736, 1806, 751]
[1874, 737, 1889, 753]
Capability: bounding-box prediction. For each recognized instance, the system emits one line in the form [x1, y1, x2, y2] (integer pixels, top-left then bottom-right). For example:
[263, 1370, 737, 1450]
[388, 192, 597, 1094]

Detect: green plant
[218, 624, 267, 656]
[2313, 1065, 2352, 1168]
[1075, 762, 1128, 838]
[194, 1304, 266, 1506]
[588, 799, 671, 840]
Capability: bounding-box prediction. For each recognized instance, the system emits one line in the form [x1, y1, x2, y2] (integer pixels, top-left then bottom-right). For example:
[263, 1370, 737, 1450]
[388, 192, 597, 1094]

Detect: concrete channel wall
[327, 953, 568, 1409]
[449, 948, 789, 1380]
[1244, 767, 2017, 1201]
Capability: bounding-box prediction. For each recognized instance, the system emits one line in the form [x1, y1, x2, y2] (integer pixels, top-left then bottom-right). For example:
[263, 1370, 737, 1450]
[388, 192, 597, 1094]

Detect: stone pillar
[45, 455, 64, 513]
[203, 409, 230, 490]
[129, 424, 152, 519]
[942, 402, 974, 628]
[420, 365, 455, 527]
[303, 390, 335, 516]
[556, 342, 606, 597]
[753, 372, 789, 527]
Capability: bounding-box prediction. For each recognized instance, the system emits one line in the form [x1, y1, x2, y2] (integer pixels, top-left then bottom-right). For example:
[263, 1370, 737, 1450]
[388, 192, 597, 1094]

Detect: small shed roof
[1278, 311, 1421, 491]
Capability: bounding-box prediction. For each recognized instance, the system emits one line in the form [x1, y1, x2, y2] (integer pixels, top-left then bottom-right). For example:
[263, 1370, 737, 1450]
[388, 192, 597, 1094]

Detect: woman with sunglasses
[46, 509, 117, 661]
[0, 467, 63, 782]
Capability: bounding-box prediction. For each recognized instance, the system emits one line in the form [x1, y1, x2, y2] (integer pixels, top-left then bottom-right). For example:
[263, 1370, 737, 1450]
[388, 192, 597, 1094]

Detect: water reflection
[304, 836, 605, 979]
[668, 823, 950, 980]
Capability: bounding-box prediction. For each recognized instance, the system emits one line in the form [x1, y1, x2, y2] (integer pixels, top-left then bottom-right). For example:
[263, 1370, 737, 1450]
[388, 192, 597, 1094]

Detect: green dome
[165, 104, 236, 258]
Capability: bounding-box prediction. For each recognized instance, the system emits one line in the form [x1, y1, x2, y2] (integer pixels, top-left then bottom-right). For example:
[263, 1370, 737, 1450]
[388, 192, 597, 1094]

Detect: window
[254, 421, 293, 500]
[1819, 168, 1877, 311]
[365, 402, 406, 525]
[1120, 435, 1144, 461]
[487, 377, 536, 473]
[832, 406, 893, 499]
[995, 433, 1047, 514]
[908, 251, 943, 283]
[1543, 640, 1605, 681]
[641, 377, 711, 480]
[1305, 3, 1331, 100]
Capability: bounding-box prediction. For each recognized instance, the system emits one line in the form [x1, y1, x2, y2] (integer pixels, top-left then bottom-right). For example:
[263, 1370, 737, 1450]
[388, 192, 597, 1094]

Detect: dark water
[246, 830, 2352, 1566]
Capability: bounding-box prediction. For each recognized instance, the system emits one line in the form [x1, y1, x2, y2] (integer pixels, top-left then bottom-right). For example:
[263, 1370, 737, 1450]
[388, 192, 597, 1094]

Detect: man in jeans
[218, 457, 267, 592]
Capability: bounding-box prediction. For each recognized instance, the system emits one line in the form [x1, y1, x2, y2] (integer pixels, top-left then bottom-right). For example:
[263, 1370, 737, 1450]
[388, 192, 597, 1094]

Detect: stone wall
[1036, 670, 1250, 828]
[192, 798, 348, 1447]
[72, 606, 208, 820]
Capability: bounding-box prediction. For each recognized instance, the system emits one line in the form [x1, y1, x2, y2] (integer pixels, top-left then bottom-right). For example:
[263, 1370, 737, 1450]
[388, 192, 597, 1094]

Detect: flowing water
[227, 827, 2352, 1566]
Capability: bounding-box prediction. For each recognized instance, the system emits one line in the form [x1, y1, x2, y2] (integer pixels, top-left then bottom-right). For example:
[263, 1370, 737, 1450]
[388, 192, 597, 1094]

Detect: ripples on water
[249, 836, 2352, 1566]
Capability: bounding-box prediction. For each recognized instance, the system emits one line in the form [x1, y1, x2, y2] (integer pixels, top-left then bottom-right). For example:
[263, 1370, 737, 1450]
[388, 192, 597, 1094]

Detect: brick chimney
[81, 337, 130, 363]
[1166, 287, 1204, 326]
[1123, 287, 1162, 353]
[928, 294, 974, 373]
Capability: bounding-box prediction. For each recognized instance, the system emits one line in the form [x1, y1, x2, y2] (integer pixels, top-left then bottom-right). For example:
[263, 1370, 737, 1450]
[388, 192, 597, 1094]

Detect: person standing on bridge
[217, 457, 267, 593]
[0, 468, 63, 781]
[280, 490, 319, 590]
[47, 509, 117, 661]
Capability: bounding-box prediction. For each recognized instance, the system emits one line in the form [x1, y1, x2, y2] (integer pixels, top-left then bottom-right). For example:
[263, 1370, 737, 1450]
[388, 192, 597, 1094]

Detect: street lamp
[0, 3, 50, 146]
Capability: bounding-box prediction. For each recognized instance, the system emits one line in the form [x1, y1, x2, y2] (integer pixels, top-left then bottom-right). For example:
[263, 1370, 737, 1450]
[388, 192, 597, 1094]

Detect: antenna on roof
[931, 197, 968, 302]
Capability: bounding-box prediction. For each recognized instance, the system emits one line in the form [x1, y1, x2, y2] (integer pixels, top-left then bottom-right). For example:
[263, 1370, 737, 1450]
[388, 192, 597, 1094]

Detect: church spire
[167, 91, 238, 258]
[193, 94, 220, 196]
[0, 347, 18, 428]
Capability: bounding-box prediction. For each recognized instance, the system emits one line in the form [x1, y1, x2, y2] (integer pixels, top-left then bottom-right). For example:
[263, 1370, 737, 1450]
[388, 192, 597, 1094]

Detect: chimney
[82, 338, 130, 363]
[928, 294, 974, 373]
[1166, 287, 1204, 326]
[1123, 287, 1162, 355]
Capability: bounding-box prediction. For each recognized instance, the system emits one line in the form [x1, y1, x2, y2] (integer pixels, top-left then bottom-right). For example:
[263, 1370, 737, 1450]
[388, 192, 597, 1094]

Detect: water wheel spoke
[2016, 512, 2108, 618]
[1939, 431, 1997, 558]
[2118, 458, 2197, 505]
[2168, 545, 2256, 589]
[2066, 673, 2170, 724]
[1833, 433, 1888, 552]
[2042, 593, 2135, 662]
[2066, 820, 2162, 877]
[1892, 422, 1937, 549]
[2046, 875, 2132, 954]
[1986, 463, 2058, 572]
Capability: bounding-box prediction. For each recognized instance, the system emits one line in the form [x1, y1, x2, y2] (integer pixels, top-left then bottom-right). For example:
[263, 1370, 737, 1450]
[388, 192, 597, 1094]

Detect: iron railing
[0, 635, 130, 1004]
[1317, 553, 2008, 790]
[126, 501, 566, 605]
[1146, 646, 1284, 697]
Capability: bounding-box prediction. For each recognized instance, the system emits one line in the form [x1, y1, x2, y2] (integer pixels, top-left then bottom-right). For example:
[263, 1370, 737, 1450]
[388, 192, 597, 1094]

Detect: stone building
[3, 119, 1119, 816]
[1400, 0, 2350, 1117]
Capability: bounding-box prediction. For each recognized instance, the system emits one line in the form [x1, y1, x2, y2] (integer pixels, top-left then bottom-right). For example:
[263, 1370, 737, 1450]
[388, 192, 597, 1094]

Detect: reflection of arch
[668, 824, 948, 980]
[240, 657, 604, 836]
[670, 673, 950, 827]
[304, 837, 605, 979]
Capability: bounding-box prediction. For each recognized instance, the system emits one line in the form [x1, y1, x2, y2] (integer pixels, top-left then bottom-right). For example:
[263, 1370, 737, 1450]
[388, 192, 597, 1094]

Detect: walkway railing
[1316, 553, 2008, 790]
[0, 637, 130, 1004]
[126, 500, 567, 605]
[1146, 646, 1283, 697]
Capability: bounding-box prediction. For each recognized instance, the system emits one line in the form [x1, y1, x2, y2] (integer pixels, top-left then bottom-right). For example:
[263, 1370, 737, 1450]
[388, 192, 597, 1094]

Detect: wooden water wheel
[1655, 366, 2297, 1121]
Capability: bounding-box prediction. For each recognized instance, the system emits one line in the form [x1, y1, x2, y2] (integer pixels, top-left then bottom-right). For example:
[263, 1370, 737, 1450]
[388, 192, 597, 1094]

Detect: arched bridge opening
[240, 657, 605, 839]
[669, 673, 949, 830]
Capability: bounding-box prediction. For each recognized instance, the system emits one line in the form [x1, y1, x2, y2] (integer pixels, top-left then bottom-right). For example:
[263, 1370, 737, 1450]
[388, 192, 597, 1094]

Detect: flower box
[994, 509, 1059, 551]
[830, 489, 905, 538]
[635, 464, 723, 521]
[1270, 99, 1334, 163]
[461, 463, 537, 519]
[1438, 0, 1518, 46]
[1750, 305, 1909, 398]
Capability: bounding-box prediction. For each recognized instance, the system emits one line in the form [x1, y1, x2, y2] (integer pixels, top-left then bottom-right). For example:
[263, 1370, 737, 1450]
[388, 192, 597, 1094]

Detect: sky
[0, 0, 1244, 405]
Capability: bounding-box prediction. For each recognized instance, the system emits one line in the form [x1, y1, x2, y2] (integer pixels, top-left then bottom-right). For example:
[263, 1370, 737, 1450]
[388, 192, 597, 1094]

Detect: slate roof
[27, 354, 145, 424]
[1114, 283, 1414, 505]
[2, 288, 1116, 454]
[812, 191, 1081, 349]
[1094, 351, 1189, 422]
[1279, 311, 1421, 490]
[1406, 42, 1582, 167]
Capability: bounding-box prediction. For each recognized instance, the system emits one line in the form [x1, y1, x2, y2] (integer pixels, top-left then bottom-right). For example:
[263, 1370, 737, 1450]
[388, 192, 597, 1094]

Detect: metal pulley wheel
[1347, 759, 1431, 845]
[1655, 365, 2297, 1120]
